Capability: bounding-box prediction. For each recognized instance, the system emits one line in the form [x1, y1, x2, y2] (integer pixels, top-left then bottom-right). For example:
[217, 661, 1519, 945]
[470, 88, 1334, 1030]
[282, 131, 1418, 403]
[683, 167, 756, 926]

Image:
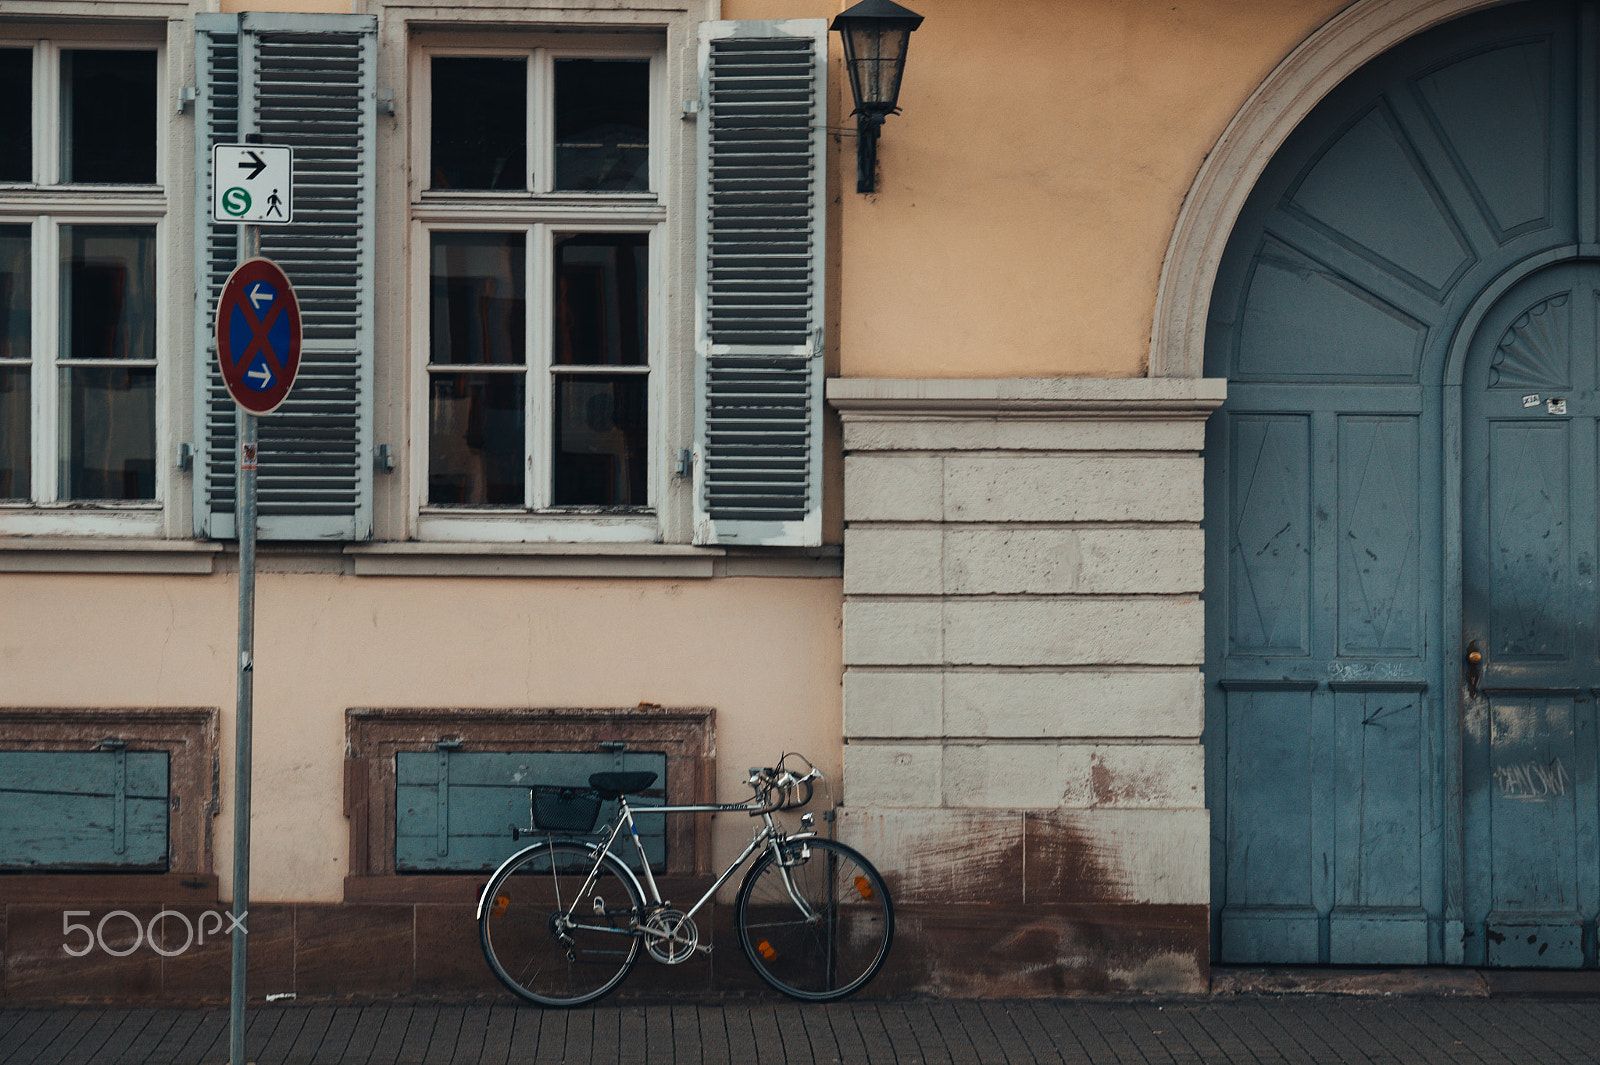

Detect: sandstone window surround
[0, 707, 219, 902]
[343, 705, 714, 903]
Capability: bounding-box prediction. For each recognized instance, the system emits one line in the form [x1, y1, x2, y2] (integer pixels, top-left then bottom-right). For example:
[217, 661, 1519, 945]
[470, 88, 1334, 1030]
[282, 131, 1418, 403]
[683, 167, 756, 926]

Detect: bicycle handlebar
[745, 763, 821, 814]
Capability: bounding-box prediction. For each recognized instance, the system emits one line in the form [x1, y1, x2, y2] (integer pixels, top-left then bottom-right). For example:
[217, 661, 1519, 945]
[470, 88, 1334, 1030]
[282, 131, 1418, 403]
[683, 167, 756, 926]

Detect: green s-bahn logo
[220, 186, 252, 217]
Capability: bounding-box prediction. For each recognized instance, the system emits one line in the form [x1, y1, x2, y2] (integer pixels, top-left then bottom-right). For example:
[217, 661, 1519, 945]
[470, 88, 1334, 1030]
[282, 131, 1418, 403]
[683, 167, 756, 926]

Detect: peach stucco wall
[204, 0, 1348, 377]
[0, 573, 842, 900]
[728, 0, 1345, 378]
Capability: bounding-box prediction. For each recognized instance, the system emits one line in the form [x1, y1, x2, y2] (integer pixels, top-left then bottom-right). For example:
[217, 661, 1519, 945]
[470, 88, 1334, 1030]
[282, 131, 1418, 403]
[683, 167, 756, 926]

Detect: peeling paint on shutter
[195, 14, 376, 540]
[693, 21, 827, 546]
[194, 16, 242, 537]
[394, 750, 666, 873]
[0, 750, 169, 871]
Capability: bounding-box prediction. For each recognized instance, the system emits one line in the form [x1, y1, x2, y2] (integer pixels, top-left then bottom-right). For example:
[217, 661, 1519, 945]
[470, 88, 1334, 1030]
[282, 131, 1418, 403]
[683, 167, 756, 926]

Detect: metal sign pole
[229, 222, 261, 1065]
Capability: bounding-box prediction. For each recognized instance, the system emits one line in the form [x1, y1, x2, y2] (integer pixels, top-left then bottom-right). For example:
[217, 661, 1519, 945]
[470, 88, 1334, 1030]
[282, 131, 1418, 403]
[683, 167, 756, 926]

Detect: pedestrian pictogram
[213, 145, 293, 224]
[216, 258, 302, 414]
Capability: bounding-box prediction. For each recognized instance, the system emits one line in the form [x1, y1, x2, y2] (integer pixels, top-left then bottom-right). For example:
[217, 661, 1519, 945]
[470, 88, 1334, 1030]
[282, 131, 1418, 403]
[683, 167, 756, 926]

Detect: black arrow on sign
[239, 151, 267, 181]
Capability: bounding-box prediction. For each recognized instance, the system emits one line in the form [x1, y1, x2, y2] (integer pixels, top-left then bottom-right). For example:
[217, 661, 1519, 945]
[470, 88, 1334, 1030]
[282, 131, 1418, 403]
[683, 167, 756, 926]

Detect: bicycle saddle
[589, 771, 657, 799]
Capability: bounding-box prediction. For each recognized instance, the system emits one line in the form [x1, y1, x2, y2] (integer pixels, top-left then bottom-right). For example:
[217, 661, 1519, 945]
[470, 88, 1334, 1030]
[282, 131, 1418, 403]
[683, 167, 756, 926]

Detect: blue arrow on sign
[227, 282, 292, 392]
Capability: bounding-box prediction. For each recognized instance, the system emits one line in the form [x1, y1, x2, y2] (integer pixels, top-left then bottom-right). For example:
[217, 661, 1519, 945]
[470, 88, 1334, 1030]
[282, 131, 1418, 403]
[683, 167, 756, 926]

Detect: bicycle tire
[479, 839, 644, 1007]
[735, 837, 893, 1001]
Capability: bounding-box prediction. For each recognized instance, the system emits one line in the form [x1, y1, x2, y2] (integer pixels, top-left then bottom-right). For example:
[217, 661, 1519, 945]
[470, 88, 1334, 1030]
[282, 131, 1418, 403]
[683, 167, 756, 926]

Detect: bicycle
[476, 753, 894, 1007]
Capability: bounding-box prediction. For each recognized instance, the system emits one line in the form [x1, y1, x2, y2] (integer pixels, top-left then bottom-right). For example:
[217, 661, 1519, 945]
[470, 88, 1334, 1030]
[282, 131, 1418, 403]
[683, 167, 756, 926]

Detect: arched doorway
[1205, 0, 1600, 966]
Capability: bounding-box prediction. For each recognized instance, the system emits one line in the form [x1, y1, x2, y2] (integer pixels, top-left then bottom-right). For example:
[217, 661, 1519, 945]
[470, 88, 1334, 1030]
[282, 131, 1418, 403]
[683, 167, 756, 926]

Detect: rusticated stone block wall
[829, 377, 1225, 995]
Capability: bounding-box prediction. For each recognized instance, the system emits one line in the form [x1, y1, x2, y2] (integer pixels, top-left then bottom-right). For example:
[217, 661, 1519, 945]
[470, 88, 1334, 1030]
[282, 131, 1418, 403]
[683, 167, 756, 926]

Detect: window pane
[0, 50, 30, 183]
[60, 225, 156, 361]
[62, 50, 157, 184]
[0, 226, 29, 499]
[59, 365, 155, 500]
[555, 59, 648, 192]
[553, 233, 647, 366]
[553, 374, 646, 506]
[431, 57, 526, 190]
[429, 372, 525, 506]
[0, 226, 29, 361]
[0, 367, 28, 499]
[430, 231, 526, 365]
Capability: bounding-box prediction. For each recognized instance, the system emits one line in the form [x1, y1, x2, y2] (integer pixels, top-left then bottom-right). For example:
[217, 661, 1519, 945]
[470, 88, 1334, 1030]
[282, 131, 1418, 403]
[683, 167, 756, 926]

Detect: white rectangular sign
[213, 145, 293, 224]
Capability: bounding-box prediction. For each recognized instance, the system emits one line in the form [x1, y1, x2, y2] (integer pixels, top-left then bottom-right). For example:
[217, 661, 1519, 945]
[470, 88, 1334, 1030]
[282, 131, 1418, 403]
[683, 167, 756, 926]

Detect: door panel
[1338, 417, 1423, 656]
[1481, 696, 1588, 966]
[1413, 39, 1557, 239]
[1227, 414, 1312, 656]
[1328, 684, 1432, 964]
[1219, 682, 1319, 963]
[1462, 261, 1600, 966]
[1210, 391, 1439, 965]
[1288, 104, 1474, 294]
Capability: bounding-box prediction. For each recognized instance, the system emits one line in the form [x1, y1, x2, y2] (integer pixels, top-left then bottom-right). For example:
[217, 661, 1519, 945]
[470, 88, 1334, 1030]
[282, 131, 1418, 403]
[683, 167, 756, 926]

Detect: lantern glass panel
[842, 23, 912, 111]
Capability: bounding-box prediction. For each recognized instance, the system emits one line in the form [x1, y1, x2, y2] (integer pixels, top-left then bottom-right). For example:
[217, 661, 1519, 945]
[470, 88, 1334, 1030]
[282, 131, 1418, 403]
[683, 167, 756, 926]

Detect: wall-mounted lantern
[831, 0, 924, 193]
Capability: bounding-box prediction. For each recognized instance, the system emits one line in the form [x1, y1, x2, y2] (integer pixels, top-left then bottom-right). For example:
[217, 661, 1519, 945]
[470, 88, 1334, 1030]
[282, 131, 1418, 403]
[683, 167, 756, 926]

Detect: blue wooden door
[1461, 261, 1600, 966]
[1206, 0, 1592, 966]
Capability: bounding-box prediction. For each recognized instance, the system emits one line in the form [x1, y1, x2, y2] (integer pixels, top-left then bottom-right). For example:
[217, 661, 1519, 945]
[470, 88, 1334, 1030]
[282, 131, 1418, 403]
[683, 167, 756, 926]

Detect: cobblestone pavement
[6, 993, 1600, 1065]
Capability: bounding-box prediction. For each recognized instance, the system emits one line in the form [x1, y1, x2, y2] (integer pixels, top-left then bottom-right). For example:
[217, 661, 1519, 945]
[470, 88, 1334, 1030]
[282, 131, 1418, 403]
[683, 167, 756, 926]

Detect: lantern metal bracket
[831, 0, 924, 195]
[853, 110, 889, 193]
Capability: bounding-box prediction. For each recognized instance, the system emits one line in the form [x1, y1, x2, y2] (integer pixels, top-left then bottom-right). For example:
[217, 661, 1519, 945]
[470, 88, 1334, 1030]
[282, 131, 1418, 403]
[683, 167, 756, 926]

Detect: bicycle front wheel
[735, 838, 893, 1001]
[479, 840, 643, 1007]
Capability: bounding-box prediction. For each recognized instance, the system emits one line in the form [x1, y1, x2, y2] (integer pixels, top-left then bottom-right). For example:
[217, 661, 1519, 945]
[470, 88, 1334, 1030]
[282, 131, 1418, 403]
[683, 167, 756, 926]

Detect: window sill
[413, 511, 661, 545]
[346, 540, 721, 578]
[345, 541, 843, 579]
[0, 537, 221, 574]
[0, 507, 165, 540]
[0, 537, 841, 578]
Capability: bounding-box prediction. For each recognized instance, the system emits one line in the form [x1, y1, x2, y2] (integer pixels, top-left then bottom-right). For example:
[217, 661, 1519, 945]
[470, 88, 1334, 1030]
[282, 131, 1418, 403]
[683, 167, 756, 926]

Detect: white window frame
[408, 36, 672, 544]
[0, 30, 168, 538]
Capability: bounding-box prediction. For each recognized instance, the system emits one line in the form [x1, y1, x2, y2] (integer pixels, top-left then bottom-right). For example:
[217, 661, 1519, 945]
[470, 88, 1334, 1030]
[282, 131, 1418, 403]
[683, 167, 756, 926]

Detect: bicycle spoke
[735, 839, 893, 1002]
[480, 841, 642, 1007]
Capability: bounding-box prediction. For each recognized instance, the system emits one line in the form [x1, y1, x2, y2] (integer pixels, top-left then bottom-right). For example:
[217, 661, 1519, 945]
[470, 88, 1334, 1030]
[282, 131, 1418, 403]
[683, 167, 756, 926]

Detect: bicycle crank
[641, 909, 709, 964]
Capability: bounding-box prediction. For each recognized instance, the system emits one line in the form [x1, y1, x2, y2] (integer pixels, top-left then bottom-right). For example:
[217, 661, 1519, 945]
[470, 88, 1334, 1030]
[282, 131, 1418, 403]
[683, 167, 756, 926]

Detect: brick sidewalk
[7, 994, 1600, 1064]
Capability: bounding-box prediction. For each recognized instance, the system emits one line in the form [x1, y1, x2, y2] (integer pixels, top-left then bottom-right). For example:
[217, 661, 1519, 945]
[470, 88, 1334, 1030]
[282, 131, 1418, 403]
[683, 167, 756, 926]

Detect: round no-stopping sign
[216, 257, 302, 415]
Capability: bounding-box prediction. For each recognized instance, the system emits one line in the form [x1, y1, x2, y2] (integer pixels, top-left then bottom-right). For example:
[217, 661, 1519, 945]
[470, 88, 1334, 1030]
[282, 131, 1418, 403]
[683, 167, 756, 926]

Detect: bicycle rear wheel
[735, 838, 893, 1001]
[479, 840, 643, 1007]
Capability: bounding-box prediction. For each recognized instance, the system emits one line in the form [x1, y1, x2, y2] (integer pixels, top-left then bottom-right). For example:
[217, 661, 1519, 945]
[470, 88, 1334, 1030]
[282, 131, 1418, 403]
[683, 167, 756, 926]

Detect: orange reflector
[757, 939, 777, 961]
[854, 876, 875, 901]
[492, 894, 509, 917]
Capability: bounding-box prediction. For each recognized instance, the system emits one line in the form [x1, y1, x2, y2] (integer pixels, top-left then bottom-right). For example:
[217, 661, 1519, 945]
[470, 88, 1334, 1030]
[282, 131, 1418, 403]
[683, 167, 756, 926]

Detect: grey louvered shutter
[194, 13, 376, 540]
[693, 20, 827, 546]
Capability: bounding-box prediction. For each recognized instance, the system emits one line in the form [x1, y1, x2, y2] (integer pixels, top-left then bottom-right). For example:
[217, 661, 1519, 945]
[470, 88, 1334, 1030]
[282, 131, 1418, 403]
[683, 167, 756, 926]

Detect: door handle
[1465, 641, 1483, 697]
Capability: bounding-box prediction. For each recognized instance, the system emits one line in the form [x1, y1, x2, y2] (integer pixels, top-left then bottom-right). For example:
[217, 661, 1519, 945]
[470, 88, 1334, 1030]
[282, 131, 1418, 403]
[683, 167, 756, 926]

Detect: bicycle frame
[474, 793, 820, 937]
